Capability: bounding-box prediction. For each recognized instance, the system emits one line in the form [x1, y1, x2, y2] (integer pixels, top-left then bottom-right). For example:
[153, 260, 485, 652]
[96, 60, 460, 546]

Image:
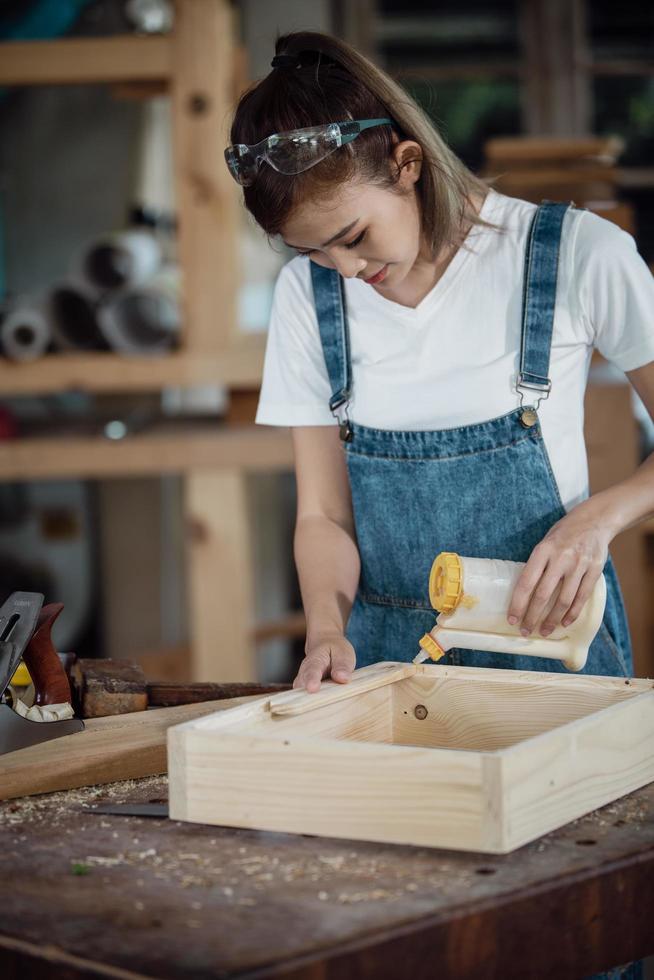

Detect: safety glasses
[225, 118, 393, 186]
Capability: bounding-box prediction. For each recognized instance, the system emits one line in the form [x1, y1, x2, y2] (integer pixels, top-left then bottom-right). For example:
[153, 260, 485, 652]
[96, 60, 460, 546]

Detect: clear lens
[225, 145, 257, 186]
[267, 123, 341, 175]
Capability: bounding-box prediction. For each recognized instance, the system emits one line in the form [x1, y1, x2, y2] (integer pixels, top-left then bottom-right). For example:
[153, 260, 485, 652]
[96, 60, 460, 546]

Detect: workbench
[1, 775, 652, 979]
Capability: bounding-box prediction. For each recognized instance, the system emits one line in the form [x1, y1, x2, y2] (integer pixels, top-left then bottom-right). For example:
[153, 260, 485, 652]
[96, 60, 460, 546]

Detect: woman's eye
[345, 231, 365, 250]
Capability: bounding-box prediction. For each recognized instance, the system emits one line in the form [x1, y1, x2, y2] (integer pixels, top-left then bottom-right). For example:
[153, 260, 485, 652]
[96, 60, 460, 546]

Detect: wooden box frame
[168, 662, 654, 854]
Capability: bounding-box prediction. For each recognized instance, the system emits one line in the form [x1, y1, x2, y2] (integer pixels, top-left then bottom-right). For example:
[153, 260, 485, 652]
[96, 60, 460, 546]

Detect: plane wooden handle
[22, 603, 72, 706]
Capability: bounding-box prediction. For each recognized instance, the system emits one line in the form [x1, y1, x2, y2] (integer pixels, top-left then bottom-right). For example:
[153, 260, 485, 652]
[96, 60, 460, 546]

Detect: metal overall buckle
[516, 374, 551, 428]
[330, 394, 353, 442]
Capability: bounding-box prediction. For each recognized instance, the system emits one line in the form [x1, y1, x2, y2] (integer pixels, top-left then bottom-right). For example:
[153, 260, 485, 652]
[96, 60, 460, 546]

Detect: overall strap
[517, 201, 572, 417]
[309, 261, 353, 437]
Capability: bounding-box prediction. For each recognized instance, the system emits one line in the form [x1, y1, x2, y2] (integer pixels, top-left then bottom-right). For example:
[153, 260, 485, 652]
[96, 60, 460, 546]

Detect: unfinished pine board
[0, 341, 266, 397]
[168, 662, 654, 854]
[172, 0, 240, 353]
[0, 36, 171, 86]
[0, 425, 292, 481]
[0, 696, 253, 801]
[184, 469, 256, 682]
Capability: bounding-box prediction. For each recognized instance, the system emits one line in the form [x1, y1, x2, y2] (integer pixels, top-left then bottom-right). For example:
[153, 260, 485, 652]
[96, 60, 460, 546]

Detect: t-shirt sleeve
[255, 257, 337, 427]
[573, 210, 654, 372]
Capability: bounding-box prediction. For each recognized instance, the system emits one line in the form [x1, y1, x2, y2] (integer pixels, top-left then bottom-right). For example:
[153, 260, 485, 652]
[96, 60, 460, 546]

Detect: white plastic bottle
[415, 553, 607, 672]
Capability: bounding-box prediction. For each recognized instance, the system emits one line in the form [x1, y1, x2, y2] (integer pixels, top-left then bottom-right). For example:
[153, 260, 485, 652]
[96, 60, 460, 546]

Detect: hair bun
[271, 54, 301, 69]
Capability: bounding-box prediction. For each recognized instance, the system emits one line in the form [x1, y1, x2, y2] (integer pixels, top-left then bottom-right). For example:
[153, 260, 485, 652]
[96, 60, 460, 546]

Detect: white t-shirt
[255, 189, 654, 510]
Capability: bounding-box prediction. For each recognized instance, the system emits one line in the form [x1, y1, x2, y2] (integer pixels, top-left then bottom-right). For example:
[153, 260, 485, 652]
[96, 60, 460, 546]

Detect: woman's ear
[391, 140, 423, 187]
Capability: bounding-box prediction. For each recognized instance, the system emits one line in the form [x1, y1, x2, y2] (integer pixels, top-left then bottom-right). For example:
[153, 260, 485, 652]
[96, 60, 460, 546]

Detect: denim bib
[310, 202, 633, 677]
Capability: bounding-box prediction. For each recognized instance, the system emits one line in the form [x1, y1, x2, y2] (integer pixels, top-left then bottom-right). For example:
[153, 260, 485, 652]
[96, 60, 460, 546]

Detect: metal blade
[0, 703, 84, 755]
[0, 592, 44, 697]
[87, 802, 169, 818]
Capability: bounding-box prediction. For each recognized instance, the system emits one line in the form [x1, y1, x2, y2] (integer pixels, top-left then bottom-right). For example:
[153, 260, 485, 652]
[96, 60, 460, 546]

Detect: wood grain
[184, 470, 256, 681]
[0, 696, 254, 801]
[168, 663, 654, 853]
[270, 662, 417, 717]
[0, 36, 171, 86]
[172, 0, 239, 352]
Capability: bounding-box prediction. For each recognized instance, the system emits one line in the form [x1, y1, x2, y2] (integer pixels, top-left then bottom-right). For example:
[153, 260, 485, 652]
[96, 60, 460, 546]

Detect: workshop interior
[1, 1, 653, 978]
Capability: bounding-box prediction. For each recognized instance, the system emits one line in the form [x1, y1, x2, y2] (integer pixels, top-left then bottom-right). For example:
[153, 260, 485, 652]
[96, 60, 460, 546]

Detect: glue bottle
[415, 553, 607, 672]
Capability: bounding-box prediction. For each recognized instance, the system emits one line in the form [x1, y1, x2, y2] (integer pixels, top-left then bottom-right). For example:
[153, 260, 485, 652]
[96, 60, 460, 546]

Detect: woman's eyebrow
[283, 218, 360, 250]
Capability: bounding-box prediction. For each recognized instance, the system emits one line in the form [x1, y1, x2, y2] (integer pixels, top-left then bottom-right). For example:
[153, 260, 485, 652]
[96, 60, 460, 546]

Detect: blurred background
[0, 0, 653, 684]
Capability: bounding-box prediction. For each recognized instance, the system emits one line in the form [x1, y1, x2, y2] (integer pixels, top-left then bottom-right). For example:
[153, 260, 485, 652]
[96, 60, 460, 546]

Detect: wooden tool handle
[22, 603, 72, 706]
[269, 662, 417, 717]
[147, 681, 291, 707]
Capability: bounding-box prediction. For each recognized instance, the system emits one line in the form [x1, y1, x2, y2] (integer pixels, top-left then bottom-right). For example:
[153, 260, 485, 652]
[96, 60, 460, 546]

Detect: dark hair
[228, 31, 491, 258]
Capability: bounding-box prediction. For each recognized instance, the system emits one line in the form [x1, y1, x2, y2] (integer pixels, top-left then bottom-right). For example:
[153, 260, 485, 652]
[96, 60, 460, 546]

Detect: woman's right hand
[293, 632, 356, 692]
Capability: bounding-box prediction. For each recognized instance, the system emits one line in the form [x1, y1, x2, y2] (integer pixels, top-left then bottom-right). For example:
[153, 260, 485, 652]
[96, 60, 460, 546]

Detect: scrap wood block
[71, 658, 148, 717]
[168, 662, 654, 854]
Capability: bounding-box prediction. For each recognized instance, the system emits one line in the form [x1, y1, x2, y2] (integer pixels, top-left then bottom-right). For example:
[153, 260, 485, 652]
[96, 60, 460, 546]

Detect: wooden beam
[171, 0, 240, 353]
[519, 0, 591, 135]
[0, 340, 265, 395]
[0, 36, 172, 86]
[184, 469, 257, 682]
[0, 425, 293, 481]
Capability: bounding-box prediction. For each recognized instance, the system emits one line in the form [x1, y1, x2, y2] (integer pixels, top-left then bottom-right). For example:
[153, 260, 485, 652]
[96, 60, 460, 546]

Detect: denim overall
[310, 201, 633, 679]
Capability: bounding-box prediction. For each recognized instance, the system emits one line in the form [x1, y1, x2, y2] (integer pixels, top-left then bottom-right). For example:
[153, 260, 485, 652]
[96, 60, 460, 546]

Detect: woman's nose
[331, 253, 367, 279]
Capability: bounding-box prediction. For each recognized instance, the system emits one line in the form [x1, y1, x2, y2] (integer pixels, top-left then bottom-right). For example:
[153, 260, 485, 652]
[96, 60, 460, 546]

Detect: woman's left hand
[506, 500, 613, 636]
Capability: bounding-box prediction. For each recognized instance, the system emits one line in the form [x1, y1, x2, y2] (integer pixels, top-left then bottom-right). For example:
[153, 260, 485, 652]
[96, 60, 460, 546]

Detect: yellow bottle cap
[418, 633, 445, 661]
[10, 662, 32, 687]
[429, 552, 463, 614]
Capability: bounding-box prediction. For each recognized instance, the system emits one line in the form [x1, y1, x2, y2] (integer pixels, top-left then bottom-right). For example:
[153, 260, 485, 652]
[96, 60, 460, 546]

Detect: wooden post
[519, 0, 591, 136]
[184, 469, 257, 682]
[171, 0, 240, 351]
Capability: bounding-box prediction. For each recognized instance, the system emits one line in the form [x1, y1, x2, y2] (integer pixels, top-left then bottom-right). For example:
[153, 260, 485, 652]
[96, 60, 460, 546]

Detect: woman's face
[279, 141, 428, 290]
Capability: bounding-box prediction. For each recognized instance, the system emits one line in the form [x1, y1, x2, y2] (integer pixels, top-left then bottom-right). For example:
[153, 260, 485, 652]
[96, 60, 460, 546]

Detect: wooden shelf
[0, 338, 266, 395]
[0, 36, 172, 86]
[0, 424, 293, 480]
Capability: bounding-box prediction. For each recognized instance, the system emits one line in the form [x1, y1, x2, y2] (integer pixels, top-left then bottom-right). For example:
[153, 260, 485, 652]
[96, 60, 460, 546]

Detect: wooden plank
[0, 340, 265, 395]
[484, 135, 621, 165]
[169, 726, 486, 849]
[392, 670, 643, 751]
[269, 662, 417, 717]
[172, 0, 240, 352]
[0, 696, 253, 801]
[184, 469, 256, 682]
[0, 36, 172, 86]
[0, 425, 292, 480]
[502, 690, 654, 852]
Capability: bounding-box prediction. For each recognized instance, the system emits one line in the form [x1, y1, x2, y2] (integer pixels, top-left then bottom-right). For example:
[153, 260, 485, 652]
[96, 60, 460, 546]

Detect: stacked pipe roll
[0, 299, 51, 361]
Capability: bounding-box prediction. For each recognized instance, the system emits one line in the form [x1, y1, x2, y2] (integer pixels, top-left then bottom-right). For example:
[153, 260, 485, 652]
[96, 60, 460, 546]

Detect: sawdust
[2, 772, 652, 921]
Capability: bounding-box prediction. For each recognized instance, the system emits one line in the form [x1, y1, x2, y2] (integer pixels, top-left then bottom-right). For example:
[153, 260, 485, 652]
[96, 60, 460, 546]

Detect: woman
[225, 32, 654, 696]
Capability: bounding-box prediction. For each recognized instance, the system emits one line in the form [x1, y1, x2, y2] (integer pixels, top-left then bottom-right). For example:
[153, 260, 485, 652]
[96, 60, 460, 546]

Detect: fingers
[538, 572, 584, 636]
[292, 638, 355, 693]
[508, 546, 603, 635]
[561, 570, 599, 628]
[330, 645, 355, 684]
[507, 548, 548, 629]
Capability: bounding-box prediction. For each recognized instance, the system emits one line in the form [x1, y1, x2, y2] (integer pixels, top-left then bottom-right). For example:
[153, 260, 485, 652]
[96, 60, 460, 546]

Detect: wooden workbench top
[1, 775, 653, 979]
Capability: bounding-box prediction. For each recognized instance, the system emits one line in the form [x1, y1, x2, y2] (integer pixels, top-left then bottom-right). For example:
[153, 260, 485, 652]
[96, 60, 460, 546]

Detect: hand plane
[0, 592, 84, 754]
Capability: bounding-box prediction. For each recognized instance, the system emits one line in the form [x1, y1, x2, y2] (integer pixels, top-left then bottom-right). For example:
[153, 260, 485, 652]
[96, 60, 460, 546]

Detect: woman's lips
[364, 264, 388, 285]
